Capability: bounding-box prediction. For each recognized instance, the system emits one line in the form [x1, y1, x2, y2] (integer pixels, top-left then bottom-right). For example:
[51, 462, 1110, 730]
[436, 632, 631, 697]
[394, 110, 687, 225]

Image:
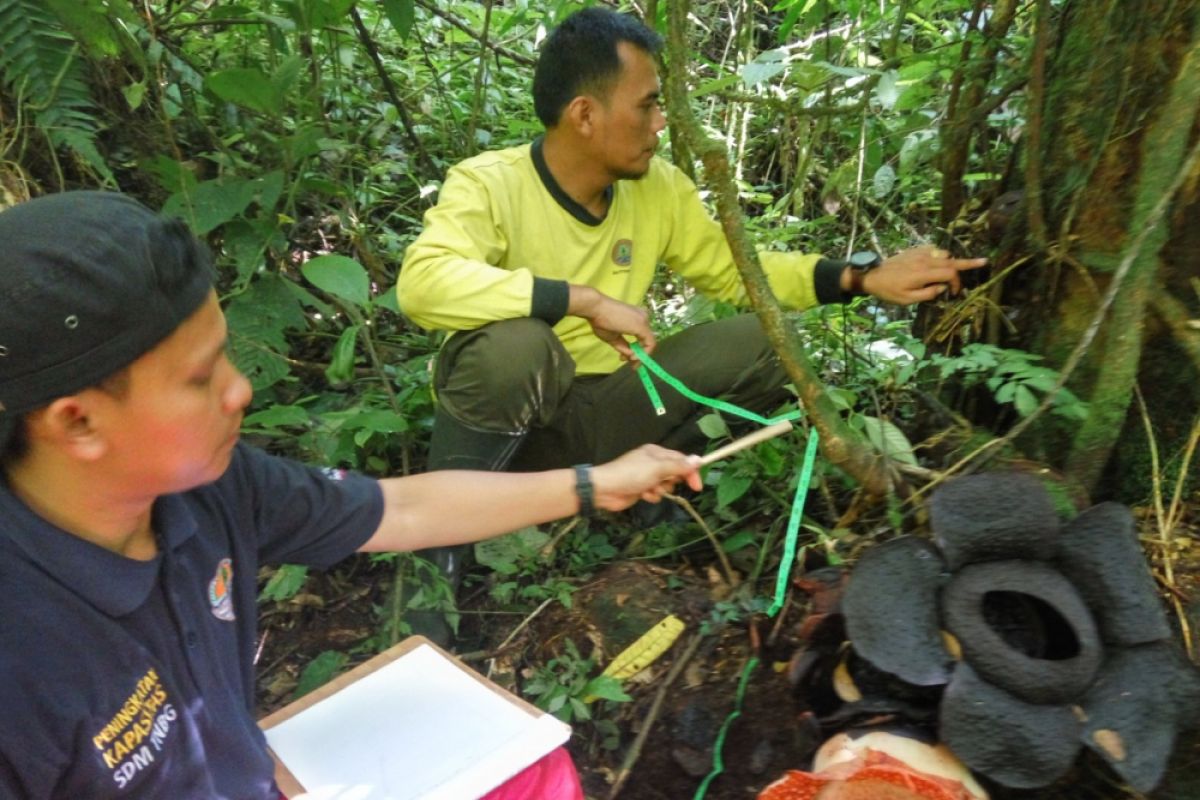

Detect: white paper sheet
[265, 644, 571, 800]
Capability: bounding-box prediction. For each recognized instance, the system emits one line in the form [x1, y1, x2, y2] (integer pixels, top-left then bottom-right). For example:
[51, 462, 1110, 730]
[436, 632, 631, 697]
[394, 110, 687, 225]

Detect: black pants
[430, 313, 791, 470]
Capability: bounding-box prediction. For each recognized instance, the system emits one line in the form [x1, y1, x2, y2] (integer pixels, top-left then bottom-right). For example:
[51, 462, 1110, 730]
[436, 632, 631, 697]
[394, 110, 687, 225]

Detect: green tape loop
[636, 364, 667, 416]
[631, 343, 802, 426]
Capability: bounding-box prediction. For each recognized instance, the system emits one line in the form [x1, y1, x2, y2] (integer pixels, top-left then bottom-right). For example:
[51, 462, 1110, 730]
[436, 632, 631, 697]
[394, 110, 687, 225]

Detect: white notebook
[259, 636, 572, 800]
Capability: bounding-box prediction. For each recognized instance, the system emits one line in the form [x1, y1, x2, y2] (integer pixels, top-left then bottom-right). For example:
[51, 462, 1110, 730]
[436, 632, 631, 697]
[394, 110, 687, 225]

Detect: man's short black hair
[532, 6, 662, 128]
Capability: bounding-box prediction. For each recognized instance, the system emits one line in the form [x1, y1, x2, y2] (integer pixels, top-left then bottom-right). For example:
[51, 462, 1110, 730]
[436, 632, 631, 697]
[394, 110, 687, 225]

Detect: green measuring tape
[632, 343, 804, 427]
[626, 342, 820, 799]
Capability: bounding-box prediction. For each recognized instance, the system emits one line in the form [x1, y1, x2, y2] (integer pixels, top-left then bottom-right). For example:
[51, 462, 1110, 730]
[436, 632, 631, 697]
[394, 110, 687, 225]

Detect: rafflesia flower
[835, 472, 1200, 792]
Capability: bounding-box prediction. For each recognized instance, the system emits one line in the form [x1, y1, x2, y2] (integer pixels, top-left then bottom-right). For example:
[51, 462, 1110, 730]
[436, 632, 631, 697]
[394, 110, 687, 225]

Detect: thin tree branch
[348, 6, 439, 179]
[465, 0, 495, 155]
[1024, 0, 1052, 247]
[413, 0, 535, 67]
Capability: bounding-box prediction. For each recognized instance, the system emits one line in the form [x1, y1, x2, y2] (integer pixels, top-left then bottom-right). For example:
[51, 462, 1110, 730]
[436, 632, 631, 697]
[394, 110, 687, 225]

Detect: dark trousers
[428, 313, 790, 471]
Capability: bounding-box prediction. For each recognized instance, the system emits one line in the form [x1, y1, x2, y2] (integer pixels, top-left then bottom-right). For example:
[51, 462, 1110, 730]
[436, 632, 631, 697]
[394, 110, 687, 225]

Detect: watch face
[849, 251, 880, 269]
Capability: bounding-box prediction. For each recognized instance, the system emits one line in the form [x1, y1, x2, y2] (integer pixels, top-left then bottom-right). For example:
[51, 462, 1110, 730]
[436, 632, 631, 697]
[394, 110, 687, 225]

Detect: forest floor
[255, 496, 1200, 800]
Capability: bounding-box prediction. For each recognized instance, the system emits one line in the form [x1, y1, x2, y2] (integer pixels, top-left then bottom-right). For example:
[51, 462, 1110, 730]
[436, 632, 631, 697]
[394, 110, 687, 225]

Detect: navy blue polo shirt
[0, 443, 384, 799]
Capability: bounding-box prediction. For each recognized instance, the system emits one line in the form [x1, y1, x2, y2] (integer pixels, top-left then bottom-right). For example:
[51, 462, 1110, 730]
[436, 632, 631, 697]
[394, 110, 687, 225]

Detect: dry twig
[607, 631, 706, 799]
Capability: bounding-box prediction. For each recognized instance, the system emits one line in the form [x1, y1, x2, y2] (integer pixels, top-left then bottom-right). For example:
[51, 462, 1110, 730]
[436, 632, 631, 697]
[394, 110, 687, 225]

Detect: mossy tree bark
[992, 0, 1200, 496]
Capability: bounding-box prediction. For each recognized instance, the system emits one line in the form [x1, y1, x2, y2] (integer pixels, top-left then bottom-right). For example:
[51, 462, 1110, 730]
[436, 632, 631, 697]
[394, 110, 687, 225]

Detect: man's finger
[609, 338, 634, 359]
[949, 257, 989, 271]
[912, 284, 948, 302]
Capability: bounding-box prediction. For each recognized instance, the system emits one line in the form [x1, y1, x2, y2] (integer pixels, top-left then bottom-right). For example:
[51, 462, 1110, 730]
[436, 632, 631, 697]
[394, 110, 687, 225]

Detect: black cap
[0, 191, 214, 425]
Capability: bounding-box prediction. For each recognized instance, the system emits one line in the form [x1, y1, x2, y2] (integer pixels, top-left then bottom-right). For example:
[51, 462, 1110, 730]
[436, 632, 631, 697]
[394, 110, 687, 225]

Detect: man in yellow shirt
[397, 7, 985, 596]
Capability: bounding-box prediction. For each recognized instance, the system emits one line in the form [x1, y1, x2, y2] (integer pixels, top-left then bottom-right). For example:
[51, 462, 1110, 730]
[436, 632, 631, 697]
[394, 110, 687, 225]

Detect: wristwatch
[847, 251, 881, 296]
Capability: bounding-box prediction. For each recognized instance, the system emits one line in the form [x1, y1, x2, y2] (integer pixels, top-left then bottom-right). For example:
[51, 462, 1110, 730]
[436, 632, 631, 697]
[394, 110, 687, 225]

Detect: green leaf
[698, 413, 730, 439]
[582, 676, 632, 703]
[259, 564, 309, 602]
[895, 82, 933, 113]
[244, 404, 311, 428]
[342, 409, 409, 434]
[722, 530, 758, 552]
[872, 164, 896, 198]
[859, 415, 918, 466]
[475, 527, 550, 575]
[324, 324, 361, 385]
[226, 275, 307, 391]
[375, 287, 401, 314]
[742, 49, 787, 87]
[382, 0, 415, 38]
[825, 386, 857, 411]
[121, 81, 146, 110]
[569, 697, 590, 721]
[692, 71, 742, 99]
[44, 0, 123, 57]
[756, 441, 786, 477]
[874, 70, 899, 109]
[1014, 384, 1038, 417]
[302, 255, 371, 307]
[271, 55, 304, 98]
[163, 177, 258, 235]
[302, 0, 355, 29]
[717, 472, 753, 508]
[293, 651, 348, 700]
[206, 67, 282, 114]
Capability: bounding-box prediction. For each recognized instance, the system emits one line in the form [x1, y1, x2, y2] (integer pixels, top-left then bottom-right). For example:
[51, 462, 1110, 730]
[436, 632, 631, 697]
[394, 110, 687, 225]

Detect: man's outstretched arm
[359, 444, 702, 553]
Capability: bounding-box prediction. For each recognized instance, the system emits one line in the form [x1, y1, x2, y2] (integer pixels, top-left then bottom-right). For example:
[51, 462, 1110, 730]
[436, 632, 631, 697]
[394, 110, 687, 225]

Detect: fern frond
[0, 0, 109, 179]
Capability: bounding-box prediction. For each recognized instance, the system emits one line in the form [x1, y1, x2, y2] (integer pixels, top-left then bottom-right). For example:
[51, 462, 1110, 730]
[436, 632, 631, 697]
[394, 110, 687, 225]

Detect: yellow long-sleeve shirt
[397, 140, 838, 375]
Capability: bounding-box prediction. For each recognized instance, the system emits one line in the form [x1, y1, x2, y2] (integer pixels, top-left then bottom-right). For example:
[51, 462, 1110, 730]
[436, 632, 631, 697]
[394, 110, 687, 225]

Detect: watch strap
[573, 463, 595, 518]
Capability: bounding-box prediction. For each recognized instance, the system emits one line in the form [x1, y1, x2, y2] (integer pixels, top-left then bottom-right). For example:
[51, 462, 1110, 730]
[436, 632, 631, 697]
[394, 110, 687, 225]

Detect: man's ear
[564, 95, 597, 138]
[26, 395, 108, 461]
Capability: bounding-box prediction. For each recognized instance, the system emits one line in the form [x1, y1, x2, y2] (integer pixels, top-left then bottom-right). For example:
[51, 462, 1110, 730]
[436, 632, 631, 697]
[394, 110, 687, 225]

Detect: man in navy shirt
[0, 192, 701, 798]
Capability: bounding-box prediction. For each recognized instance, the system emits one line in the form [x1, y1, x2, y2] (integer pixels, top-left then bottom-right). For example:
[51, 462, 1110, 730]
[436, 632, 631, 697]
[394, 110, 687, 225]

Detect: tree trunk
[995, 0, 1200, 498]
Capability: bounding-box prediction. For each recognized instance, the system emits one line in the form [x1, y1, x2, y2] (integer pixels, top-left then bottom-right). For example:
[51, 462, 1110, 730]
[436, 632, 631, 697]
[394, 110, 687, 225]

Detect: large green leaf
[301, 255, 371, 307]
[259, 564, 309, 602]
[301, 0, 356, 29]
[226, 275, 308, 391]
[382, 0, 415, 39]
[44, 0, 130, 59]
[163, 178, 259, 236]
[859, 415, 918, 466]
[474, 527, 550, 576]
[742, 49, 787, 87]
[717, 471, 753, 509]
[206, 67, 282, 114]
[243, 405, 311, 429]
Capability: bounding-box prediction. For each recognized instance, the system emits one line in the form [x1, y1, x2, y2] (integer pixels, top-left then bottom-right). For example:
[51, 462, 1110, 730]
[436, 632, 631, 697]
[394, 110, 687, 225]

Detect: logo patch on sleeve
[208, 558, 236, 621]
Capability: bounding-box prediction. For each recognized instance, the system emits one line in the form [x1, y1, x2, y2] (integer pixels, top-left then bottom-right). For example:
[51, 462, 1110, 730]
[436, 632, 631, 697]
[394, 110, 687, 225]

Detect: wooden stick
[608, 631, 706, 800]
[698, 420, 794, 466]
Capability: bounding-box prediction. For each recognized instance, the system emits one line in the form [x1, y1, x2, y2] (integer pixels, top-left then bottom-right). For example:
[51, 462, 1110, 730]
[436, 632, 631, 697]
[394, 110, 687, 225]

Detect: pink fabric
[479, 746, 584, 800]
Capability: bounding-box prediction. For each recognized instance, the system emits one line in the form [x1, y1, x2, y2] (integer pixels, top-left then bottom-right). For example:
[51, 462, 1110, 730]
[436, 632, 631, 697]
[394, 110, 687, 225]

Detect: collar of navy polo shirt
[0, 481, 198, 617]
